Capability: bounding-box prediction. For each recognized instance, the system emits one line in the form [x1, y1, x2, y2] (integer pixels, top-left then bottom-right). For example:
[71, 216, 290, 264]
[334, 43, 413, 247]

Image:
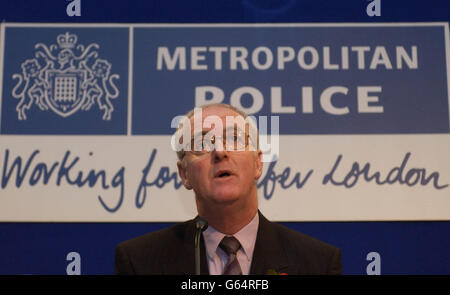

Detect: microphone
[194, 217, 208, 275]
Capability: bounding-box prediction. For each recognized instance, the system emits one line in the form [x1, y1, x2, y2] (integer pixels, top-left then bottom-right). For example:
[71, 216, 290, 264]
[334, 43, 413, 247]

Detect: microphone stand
[194, 217, 208, 275]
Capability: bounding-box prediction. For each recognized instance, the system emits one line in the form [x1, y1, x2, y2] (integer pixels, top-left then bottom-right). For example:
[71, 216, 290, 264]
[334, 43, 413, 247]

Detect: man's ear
[177, 160, 193, 190]
[254, 150, 263, 180]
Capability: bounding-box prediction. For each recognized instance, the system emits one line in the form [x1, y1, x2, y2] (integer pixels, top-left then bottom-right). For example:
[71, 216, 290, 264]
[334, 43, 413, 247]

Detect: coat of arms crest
[11, 32, 120, 120]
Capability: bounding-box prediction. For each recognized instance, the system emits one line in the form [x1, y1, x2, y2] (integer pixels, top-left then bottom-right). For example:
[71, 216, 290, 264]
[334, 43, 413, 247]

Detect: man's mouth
[214, 170, 233, 178]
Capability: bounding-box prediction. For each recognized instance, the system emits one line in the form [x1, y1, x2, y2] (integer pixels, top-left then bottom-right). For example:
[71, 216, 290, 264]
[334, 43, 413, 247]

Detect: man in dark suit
[115, 103, 342, 275]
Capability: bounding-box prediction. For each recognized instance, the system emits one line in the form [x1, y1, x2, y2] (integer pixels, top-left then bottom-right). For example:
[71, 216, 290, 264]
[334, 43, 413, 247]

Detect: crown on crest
[57, 32, 77, 49]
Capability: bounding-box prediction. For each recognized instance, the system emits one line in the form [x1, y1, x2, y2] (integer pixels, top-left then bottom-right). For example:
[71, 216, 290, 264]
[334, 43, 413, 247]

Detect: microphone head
[195, 217, 208, 232]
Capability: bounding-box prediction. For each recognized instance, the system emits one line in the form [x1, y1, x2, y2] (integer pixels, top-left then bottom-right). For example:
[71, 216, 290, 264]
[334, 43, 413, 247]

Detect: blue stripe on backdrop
[0, 222, 449, 275]
[0, 0, 449, 23]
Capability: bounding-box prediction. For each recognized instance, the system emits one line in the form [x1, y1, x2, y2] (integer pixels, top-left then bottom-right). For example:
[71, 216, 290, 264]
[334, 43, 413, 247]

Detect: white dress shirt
[202, 212, 259, 275]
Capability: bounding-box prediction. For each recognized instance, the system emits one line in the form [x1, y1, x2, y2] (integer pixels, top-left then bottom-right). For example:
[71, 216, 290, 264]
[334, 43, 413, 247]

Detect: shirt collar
[202, 212, 259, 262]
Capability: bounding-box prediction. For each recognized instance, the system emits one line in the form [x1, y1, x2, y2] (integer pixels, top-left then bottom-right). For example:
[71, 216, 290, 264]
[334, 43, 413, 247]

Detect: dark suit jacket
[115, 212, 342, 275]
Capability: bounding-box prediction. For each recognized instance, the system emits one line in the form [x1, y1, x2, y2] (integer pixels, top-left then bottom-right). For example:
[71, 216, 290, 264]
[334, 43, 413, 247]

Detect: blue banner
[2, 24, 448, 135]
[132, 25, 449, 134]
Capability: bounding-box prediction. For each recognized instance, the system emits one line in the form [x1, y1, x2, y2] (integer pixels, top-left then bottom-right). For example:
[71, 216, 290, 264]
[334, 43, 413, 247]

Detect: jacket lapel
[250, 212, 290, 275]
[163, 218, 209, 275]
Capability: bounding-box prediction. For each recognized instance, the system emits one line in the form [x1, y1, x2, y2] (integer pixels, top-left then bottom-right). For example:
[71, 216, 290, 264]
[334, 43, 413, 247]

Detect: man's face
[177, 106, 263, 207]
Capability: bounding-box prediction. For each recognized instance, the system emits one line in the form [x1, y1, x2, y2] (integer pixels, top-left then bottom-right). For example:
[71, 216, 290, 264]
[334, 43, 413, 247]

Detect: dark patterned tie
[219, 236, 243, 275]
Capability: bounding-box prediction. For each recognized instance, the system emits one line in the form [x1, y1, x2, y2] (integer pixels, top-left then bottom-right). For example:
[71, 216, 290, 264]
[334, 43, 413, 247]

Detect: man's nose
[212, 148, 229, 162]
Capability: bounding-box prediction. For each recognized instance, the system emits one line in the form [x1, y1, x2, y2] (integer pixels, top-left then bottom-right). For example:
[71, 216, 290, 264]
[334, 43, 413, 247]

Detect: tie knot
[219, 236, 241, 255]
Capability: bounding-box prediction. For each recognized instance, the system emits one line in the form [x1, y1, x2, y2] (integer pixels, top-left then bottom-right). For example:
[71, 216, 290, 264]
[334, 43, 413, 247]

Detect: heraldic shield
[10, 31, 120, 121]
[45, 69, 88, 117]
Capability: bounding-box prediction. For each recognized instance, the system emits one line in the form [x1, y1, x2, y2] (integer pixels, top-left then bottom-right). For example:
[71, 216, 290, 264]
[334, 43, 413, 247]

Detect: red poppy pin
[266, 269, 288, 275]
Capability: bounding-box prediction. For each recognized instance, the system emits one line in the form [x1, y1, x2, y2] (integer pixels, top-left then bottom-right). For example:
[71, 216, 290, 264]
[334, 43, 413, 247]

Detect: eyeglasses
[187, 129, 254, 155]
